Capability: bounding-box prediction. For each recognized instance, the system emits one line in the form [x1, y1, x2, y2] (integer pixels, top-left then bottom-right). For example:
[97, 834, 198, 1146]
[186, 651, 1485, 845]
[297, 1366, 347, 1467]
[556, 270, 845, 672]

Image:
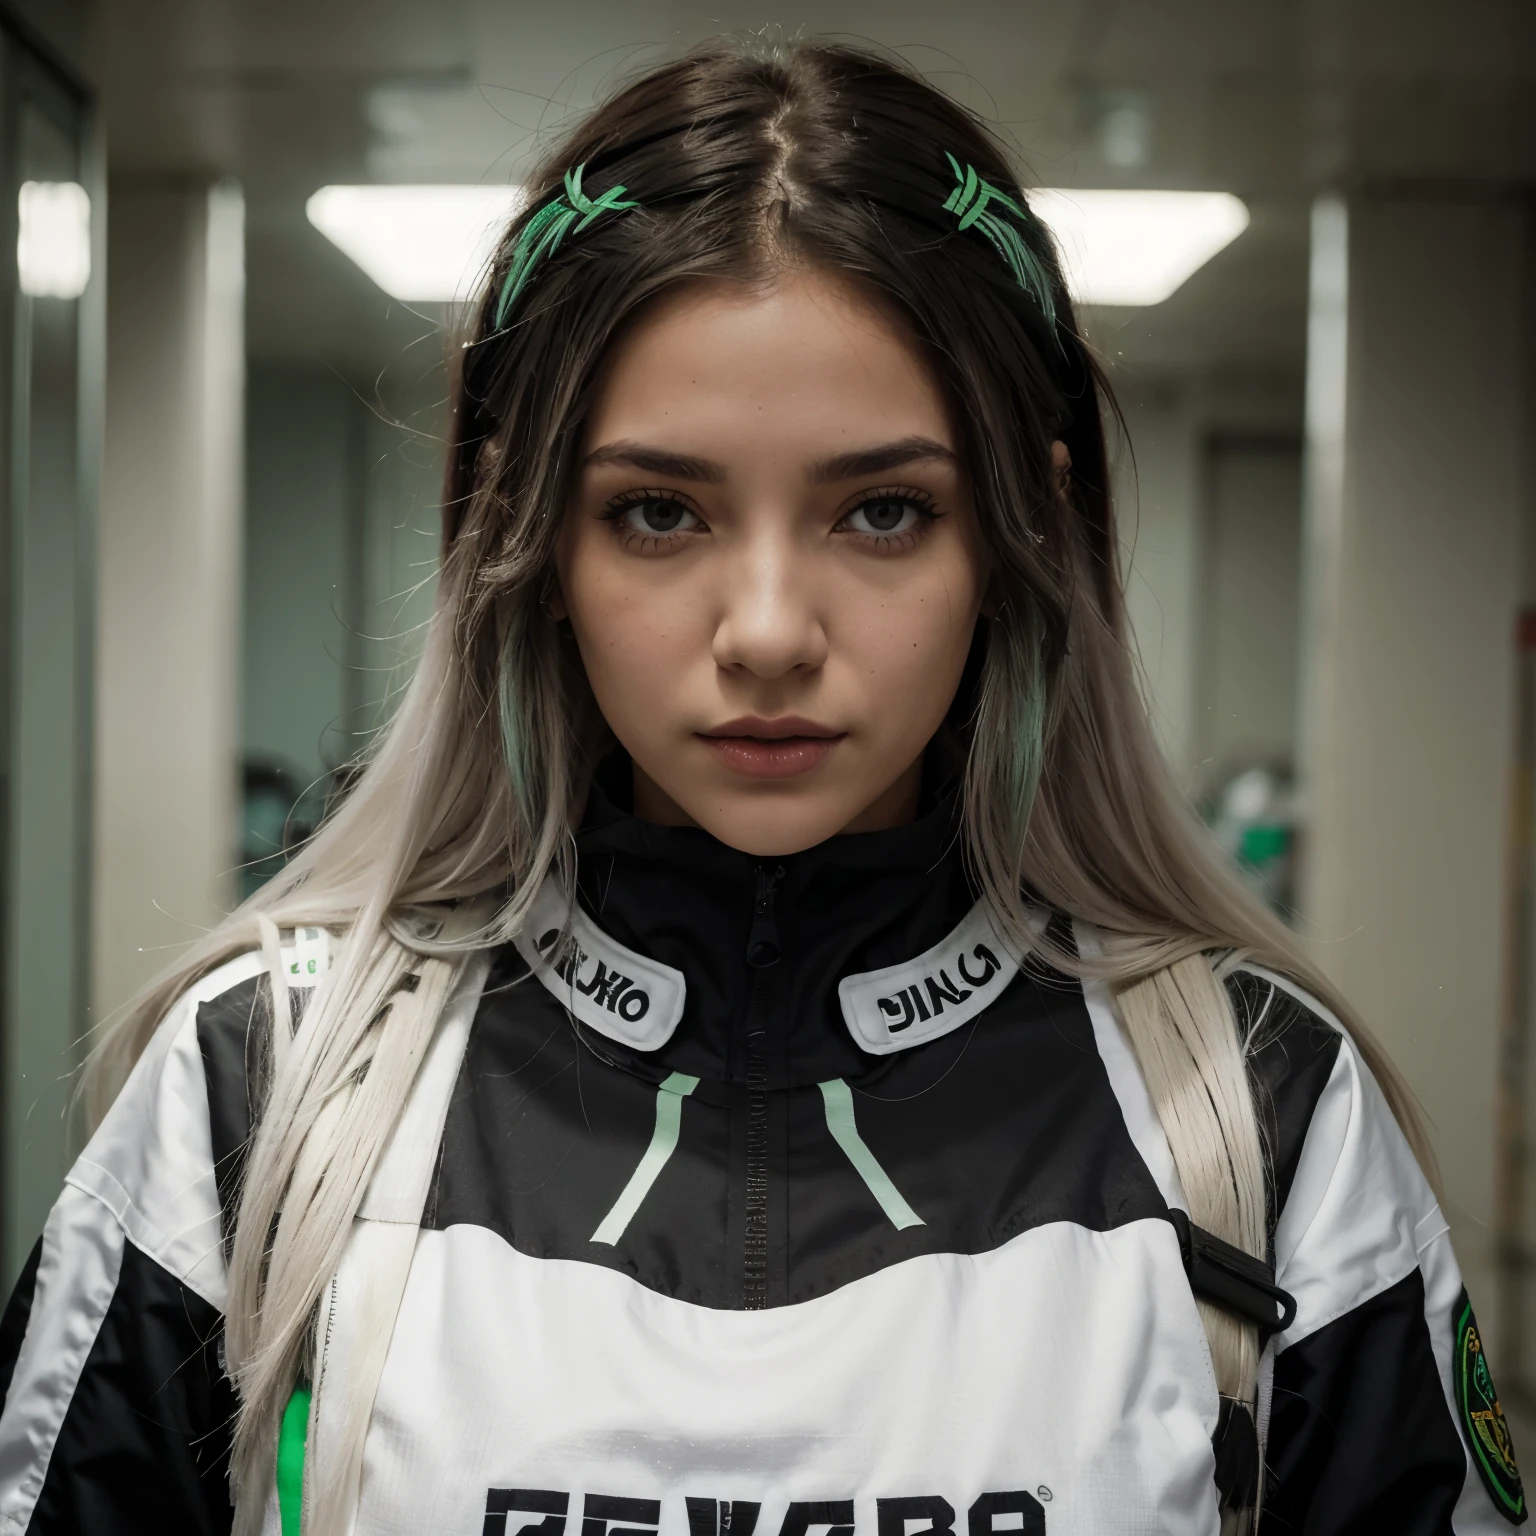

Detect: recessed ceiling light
[305, 183, 1247, 312]
[305, 184, 523, 303]
[1031, 190, 1249, 307]
[18, 180, 91, 300]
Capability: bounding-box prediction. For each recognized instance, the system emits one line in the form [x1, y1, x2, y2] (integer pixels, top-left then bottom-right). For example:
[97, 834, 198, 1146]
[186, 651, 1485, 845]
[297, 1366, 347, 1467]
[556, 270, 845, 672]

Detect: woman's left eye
[840, 495, 932, 537]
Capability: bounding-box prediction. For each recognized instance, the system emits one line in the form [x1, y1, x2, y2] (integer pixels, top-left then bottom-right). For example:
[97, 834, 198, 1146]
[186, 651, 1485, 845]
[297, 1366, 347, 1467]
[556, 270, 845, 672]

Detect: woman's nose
[710, 540, 829, 680]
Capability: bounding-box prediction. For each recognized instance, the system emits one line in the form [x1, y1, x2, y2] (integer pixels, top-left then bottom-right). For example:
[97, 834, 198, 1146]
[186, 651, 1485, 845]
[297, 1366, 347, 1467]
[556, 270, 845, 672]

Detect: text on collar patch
[838, 899, 1023, 1055]
[514, 880, 687, 1051]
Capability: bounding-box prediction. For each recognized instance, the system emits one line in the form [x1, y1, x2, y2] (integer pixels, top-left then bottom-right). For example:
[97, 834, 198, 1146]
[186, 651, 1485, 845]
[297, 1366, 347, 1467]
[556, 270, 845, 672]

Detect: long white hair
[86, 37, 1428, 1535]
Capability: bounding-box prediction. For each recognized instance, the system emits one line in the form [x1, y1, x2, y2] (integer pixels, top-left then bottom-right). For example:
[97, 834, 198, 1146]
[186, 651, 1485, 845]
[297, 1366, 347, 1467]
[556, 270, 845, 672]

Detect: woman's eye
[842, 497, 928, 536]
[618, 498, 701, 535]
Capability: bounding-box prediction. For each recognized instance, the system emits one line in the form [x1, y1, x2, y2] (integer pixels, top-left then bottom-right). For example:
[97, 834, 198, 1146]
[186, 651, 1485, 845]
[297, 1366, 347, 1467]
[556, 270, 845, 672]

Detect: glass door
[0, 22, 97, 1287]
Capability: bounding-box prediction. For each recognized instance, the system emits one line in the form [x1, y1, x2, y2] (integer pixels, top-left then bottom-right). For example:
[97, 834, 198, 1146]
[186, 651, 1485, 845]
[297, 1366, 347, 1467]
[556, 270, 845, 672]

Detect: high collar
[551, 758, 987, 1088]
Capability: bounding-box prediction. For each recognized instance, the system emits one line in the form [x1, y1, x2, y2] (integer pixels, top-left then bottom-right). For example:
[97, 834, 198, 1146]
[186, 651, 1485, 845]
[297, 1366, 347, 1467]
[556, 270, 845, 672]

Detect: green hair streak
[493, 164, 640, 329]
[942, 153, 1057, 329]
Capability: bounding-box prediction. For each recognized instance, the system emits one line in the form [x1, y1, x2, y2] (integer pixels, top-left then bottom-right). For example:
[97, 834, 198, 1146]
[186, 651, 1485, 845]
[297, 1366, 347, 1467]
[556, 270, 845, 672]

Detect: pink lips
[698, 716, 846, 780]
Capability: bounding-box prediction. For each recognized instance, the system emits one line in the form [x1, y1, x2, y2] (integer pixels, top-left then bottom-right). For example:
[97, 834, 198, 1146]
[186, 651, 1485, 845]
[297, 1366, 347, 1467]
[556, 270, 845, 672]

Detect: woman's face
[556, 268, 987, 857]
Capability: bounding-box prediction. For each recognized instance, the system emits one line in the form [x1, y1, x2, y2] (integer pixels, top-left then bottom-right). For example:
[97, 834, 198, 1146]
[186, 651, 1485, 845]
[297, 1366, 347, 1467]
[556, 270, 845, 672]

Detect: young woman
[0, 38, 1520, 1536]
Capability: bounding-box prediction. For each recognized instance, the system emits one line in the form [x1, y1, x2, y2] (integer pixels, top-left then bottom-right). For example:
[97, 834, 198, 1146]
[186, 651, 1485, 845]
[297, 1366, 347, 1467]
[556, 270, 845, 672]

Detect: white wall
[1116, 386, 1202, 782]
[1298, 195, 1528, 1326]
[1199, 439, 1303, 781]
[1115, 376, 1305, 789]
[94, 179, 244, 1020]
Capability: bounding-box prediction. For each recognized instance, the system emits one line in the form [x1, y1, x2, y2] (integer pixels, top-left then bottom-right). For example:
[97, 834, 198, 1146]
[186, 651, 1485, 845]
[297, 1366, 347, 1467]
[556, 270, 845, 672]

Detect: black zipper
[742, 862, 783, 1309]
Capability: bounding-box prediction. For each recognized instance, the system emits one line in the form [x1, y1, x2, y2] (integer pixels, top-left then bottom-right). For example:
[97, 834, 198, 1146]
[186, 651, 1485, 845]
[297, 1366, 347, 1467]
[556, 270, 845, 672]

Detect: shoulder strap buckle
[1167, 1207, 1298, 1339]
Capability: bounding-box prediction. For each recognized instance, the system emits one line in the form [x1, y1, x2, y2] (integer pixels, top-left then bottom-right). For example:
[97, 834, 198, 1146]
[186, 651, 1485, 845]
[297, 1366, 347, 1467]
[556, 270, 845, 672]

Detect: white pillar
[1117, 386, 1202, 783]
[94, 179, 244, 1020]
[1298, 194, 1527, 1316]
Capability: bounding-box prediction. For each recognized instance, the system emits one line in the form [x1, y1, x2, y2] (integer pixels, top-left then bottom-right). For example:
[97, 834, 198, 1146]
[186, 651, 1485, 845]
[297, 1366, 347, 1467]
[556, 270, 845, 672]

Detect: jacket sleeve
[1234, 968, 1527, 1534]
[0, 954, 266, 1536]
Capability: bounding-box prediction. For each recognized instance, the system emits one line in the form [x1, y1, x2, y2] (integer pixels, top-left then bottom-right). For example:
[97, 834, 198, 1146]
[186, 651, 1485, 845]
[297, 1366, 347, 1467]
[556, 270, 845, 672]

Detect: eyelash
[833, 486, 941, 550]
[600, 486, 943, 553]
[600, 489, 708, 550]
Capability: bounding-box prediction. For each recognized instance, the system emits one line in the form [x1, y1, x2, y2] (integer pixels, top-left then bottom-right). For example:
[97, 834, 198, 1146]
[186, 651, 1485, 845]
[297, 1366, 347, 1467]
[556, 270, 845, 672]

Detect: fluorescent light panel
[306, 184, 523, 303]
[1032, 190, 1249, 306]
[305, 184, 1247, 309]
[18, 181, 91, 300]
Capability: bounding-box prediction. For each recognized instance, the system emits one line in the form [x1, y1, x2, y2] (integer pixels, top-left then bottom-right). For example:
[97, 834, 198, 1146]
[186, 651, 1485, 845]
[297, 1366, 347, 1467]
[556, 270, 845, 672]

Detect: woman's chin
[683, 787, 872, 858]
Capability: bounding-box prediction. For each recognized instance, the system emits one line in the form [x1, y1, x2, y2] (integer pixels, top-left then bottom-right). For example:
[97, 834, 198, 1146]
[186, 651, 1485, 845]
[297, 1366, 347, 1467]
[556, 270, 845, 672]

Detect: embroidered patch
[513, 879, 686, 1051]
[1454, 1288, 1527, 1523]
[838, 899, 1034, 1054]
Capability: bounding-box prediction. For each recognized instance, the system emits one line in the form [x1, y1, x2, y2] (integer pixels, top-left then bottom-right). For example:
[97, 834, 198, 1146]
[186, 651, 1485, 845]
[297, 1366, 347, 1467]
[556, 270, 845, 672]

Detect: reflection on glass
[17, 179, 89, 298]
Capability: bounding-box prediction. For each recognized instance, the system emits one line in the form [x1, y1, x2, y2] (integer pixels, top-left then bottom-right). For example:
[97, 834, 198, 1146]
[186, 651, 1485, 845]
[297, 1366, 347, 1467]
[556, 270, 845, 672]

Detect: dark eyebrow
[581, 441, 728, 484]
[580, 434, 961, 487]
[809, 436, 961, 484]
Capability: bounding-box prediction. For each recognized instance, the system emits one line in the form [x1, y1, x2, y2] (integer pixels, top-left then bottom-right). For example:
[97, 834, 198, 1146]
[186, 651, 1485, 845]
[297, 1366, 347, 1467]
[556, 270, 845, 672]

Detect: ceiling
[57, 0, 1536, 386]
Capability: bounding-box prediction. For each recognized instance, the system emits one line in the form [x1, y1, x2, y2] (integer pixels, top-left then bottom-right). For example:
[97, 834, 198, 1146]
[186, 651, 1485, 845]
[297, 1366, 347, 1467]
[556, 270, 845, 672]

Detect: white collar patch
[513, 880, 686, 1051]
[838, 899, 1025, 1055]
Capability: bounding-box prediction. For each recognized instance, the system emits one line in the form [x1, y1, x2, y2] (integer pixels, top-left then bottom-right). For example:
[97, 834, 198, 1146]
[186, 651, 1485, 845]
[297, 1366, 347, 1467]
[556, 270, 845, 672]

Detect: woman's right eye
[611, 500, 697, 537]
[615, 497, 702, 536]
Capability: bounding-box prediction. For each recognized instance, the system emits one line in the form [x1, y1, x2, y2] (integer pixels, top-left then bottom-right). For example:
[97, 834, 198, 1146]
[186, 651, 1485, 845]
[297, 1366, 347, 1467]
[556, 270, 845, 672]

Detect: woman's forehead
[581, 269, 959, 470]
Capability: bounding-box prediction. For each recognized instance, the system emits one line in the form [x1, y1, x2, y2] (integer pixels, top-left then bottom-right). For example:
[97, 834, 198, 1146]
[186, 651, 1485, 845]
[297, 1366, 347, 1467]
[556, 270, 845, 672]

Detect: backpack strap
[1166, 1203, 1295, 1520]
[1165, 1206, 1296, 1338]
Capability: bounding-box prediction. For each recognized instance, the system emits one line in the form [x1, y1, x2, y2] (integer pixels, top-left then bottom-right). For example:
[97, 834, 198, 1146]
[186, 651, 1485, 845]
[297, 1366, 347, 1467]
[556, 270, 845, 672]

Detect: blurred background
[5, 0, 1536, 1411]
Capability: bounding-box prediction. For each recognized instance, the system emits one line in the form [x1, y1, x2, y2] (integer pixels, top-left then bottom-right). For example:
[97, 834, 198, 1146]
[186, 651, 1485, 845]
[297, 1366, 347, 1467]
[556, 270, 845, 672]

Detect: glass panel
[0, 44, 92, 1285]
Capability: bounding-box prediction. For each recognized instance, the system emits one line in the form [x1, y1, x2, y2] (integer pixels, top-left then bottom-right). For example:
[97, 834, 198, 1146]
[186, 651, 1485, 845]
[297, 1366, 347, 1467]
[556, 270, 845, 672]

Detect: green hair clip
[942, 153, 1056, 329]
[493, 164, 639, 328]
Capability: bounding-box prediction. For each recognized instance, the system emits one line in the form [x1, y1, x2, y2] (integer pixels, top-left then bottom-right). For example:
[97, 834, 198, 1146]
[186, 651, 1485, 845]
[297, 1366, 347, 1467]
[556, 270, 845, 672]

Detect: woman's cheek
[845, 573, 977, 742]
[573, 579, 701, 734]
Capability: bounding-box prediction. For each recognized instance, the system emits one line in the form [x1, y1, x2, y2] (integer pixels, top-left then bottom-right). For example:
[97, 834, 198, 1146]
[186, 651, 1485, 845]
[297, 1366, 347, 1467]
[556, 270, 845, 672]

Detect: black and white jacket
[0, 783, 1524, 1534]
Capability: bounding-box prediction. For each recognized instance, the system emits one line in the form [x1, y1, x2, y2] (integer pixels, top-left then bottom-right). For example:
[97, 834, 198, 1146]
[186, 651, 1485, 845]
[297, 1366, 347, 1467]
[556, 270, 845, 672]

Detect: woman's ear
[544, 576, 569, 623]
[1051, 438, 1072, 497]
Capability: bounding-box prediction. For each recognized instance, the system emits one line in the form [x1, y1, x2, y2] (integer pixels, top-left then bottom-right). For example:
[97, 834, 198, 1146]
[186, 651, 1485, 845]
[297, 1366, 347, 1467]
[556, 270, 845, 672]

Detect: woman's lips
[698, 719, 845, 779]
[702, 735, 843, 779]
